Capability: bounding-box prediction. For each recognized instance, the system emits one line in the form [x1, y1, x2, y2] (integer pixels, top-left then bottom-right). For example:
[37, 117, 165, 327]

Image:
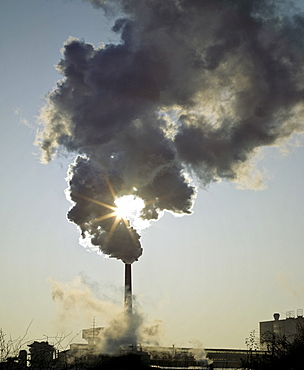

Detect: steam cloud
[49, 276, 120, 331]
[50, 277, 161, 352]
[38, 0, 304, 263]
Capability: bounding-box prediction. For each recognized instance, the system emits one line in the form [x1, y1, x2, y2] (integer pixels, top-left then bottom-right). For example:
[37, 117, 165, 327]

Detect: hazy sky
[1, 0, 304, 350]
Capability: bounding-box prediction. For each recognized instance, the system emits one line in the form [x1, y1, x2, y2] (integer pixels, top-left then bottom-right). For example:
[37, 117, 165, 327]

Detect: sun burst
[73, 179, 147, 247]
[114, 195, 145, 220]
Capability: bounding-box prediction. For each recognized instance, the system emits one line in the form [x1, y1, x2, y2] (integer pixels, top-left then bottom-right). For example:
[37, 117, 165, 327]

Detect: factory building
[0, 335, 265, 369]
[259, 309, 304, 350]
[28, 341, 55, 369]
[82, 326, 104, 346]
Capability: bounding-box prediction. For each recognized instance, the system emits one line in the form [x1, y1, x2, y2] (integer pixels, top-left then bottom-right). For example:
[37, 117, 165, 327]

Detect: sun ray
[89, 211, 117, 224]
[107, 215, 122, 241]
[104, 174, 117, 201]
[122, 217, 140, 245]
[73, 193, 117, 211]
[76, 193, 139, 244]
[73, 178, 148, 251]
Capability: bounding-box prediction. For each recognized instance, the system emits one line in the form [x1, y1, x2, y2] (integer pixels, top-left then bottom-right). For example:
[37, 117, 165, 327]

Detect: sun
[114, 194, 150, 231]
[114, 195, 145, 221]
[73, 178, 148, 242]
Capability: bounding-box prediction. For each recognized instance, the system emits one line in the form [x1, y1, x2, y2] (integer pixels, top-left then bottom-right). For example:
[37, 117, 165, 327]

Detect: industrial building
[0, 330, 261, 369]
[2, 266, 300, 369]
[259, 309, 304, 350]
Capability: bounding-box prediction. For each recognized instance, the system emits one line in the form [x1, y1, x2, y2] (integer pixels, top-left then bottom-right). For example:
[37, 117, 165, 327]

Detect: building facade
[260, 310, 304, 350]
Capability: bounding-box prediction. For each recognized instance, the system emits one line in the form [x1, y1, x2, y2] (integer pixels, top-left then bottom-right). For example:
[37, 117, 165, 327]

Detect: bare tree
[0, 322, 32, 363]
[242, 325, 304, 369]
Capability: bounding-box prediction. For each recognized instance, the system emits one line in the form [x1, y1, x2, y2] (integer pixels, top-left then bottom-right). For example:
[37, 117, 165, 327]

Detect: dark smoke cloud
[66, 156, 143, 263]
[37, 0, 304, 262]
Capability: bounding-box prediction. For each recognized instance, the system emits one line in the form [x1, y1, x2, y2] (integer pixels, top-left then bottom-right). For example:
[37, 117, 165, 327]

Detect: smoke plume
[37, 0, 304, 263]
[49, 277, 161, 351]
[49, 277, 120, 331]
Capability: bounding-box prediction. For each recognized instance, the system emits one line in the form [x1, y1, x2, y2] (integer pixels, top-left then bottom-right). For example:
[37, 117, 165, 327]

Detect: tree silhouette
[242, 325, 304, 369]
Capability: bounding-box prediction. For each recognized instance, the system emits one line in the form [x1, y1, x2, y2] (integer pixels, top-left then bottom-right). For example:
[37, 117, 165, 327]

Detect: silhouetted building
[260, 310, 304, 350]
[28, 341, 55, 369]
[144, 345, 262, 369]
[0, 350, 27, 370]
[82, 326, 104, 346]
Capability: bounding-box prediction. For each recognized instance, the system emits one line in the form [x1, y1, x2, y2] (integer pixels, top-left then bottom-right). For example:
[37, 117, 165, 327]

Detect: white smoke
[49, 276, 120, 332]
[49, 276, 161, 353]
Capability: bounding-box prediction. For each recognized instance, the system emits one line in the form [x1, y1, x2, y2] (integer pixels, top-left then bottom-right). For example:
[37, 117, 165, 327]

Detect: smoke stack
[124, 263, 132, 312]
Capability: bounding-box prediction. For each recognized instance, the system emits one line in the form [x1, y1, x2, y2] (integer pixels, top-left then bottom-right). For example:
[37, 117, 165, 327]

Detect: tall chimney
[124, 263, 132, 312]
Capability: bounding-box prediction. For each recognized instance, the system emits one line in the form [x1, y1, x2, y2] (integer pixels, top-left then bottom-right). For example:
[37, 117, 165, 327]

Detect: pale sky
[1, 0, 304, 350]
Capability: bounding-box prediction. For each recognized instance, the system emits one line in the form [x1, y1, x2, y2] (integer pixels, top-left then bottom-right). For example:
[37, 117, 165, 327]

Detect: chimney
[124, 263, 132, 312]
